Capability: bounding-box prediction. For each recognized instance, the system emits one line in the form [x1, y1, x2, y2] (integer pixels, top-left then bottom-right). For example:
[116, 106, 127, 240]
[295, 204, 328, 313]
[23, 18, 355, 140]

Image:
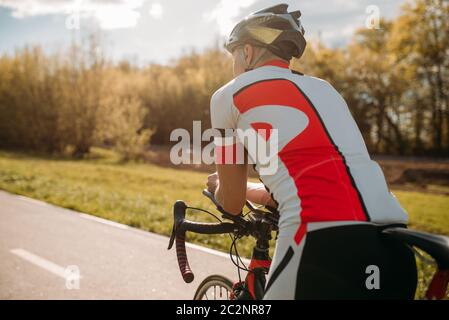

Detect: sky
[0, 0, 408, 65]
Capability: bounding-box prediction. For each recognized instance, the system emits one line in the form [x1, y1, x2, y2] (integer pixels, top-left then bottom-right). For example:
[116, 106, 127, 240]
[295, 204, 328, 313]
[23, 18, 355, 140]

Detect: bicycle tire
[193, 275, 233, 300]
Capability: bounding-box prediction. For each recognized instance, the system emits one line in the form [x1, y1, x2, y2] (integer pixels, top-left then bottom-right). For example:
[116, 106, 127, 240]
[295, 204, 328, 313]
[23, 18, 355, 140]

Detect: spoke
[202, 283, 232, 300]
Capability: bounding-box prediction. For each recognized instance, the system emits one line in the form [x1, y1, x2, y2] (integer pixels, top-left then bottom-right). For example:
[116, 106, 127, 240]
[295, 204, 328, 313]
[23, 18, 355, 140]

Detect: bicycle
[168, 190, 449, 300]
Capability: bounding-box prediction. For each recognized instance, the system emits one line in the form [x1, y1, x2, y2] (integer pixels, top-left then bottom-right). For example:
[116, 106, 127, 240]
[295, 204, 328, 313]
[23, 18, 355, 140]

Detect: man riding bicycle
[206, 4, 417, 299]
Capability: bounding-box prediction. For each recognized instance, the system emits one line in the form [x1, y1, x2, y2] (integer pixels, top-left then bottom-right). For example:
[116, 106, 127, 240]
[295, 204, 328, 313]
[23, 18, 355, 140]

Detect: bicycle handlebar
[168, 190, 278, 284]
[167, 200, 237, 283]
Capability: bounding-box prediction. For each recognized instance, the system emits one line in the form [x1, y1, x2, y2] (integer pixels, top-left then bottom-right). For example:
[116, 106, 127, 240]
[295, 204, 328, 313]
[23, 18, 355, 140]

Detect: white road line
[16, 195, 50, 207]
[10, 248, 71, 279]
[78, 213, 129, 230]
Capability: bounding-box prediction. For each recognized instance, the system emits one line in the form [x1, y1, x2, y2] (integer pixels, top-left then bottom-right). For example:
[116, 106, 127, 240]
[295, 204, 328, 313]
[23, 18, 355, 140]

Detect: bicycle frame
[232, 221, 273, 300]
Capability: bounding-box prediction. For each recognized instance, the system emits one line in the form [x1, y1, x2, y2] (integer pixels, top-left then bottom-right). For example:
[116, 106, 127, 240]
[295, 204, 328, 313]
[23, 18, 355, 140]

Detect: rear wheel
[193, 275, 233, 300]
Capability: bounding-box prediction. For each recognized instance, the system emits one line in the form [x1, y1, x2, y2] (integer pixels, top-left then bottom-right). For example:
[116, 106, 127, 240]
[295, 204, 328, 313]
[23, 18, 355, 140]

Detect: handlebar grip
[169, 199, 240, 284]
[175, 231, 194, 283]
[172, 200, 194, 283]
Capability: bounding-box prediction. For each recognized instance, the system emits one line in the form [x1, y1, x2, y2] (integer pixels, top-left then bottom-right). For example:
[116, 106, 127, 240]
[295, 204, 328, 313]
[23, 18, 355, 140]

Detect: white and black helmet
[225, 3, 307, 61]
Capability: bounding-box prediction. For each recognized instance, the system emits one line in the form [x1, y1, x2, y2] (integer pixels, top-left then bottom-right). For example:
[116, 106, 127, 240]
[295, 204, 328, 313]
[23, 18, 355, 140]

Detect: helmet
[225, 3, 307, 61]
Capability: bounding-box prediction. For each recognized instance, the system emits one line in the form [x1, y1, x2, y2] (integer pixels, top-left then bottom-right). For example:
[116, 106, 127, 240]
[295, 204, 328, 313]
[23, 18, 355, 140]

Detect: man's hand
[207, 172, 219, 194]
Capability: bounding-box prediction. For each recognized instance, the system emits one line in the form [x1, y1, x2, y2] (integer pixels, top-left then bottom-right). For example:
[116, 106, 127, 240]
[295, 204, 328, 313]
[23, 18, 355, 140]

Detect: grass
[394, 190, 449, 235]
[0, 148, 448, 299]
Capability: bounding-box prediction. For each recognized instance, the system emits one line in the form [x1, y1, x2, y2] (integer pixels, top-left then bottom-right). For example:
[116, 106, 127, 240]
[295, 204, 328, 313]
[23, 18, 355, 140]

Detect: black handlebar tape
[174, 222, 235, 283]
[175, 231, 194, 283]
[182, 221, 236, 234]
[172, 200, 238, 283]
[173, 201, 193, 283]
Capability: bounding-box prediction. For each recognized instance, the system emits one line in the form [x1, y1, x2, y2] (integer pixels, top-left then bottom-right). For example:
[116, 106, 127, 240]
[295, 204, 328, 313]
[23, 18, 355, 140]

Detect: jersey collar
[260, 59, 290, 69]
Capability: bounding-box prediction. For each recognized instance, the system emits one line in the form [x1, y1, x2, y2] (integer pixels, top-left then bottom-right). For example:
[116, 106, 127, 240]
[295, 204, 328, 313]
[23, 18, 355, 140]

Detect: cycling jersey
[211, 60, 411, 299]
[211, 60, 408, 233]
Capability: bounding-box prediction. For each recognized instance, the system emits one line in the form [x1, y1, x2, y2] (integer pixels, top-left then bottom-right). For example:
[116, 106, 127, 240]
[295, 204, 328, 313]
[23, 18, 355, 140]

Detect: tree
[389, 0, 449, 155]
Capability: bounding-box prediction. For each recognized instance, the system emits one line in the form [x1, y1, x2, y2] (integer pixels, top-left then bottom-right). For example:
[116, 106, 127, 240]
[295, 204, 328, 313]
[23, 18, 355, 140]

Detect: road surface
[0, 191, 245, 299]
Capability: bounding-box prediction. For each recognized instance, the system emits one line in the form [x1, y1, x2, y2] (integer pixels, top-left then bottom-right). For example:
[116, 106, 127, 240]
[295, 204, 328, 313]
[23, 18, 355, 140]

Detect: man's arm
[246, 182, 277, 207]
[209, 85, 248, 215]
[214, 164, 248, 215]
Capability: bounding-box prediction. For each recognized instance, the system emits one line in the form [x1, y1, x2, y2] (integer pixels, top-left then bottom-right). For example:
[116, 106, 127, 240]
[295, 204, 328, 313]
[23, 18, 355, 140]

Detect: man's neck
[255, 59, 290, 69]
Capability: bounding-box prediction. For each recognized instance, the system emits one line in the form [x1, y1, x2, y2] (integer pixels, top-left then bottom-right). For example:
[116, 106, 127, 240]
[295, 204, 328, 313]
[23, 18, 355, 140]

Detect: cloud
[94, 2, 143, 29]
[148, 2, 163, 19]
[320, 23, 361, 44]
[203, 0, 374, 38]
[0, 0, 145, 29]
[205, 0, 258, 36]
[0, 0, 72, 18]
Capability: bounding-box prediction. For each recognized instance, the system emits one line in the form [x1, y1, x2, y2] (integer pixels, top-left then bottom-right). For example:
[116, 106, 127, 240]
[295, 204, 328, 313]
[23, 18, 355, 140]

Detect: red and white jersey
[211, 60, 408, 231]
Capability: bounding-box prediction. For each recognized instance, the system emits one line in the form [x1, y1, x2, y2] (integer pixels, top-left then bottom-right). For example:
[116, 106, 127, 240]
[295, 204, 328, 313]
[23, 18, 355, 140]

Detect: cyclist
[206, 4, 417, 299]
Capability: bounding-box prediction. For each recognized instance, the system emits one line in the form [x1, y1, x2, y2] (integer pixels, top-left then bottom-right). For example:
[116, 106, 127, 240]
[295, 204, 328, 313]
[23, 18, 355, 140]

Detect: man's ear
[243, 44, 253, 66]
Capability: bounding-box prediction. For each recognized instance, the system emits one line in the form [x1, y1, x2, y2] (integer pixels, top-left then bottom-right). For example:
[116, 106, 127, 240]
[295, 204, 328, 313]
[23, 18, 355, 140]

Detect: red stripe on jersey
[260, 60, 290, 69]
[294, 223, 307, 245]
[233, 79, 368, 224]
[250, 122, 273, 141]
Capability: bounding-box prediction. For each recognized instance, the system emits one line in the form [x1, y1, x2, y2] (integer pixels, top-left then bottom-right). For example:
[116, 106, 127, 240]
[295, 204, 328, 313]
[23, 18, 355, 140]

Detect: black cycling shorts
[263, 222, 417, 300]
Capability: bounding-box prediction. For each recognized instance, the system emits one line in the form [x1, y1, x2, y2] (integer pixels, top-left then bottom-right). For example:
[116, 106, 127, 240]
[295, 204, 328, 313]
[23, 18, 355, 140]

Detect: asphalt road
[0, 191, 244, 299]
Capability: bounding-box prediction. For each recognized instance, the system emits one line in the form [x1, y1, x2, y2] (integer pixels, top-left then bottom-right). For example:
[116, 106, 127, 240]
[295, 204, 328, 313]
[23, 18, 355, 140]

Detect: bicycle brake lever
[168, 200, 187, 250]
[202, 189, 223, 209]
[168, 224, 176, 250]
[202, 189, 249, 228]
[202, 189, 235, 217]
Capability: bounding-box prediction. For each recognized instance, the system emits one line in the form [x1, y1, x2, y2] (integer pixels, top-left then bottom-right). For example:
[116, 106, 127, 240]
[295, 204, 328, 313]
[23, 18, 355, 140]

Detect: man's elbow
[215, 183, 246, 215]
[221, 199, 245, 216]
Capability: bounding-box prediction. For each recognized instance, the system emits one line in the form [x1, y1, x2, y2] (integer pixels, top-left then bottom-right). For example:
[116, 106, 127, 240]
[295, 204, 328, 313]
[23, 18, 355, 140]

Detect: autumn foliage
[0, 0, 447, 159]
